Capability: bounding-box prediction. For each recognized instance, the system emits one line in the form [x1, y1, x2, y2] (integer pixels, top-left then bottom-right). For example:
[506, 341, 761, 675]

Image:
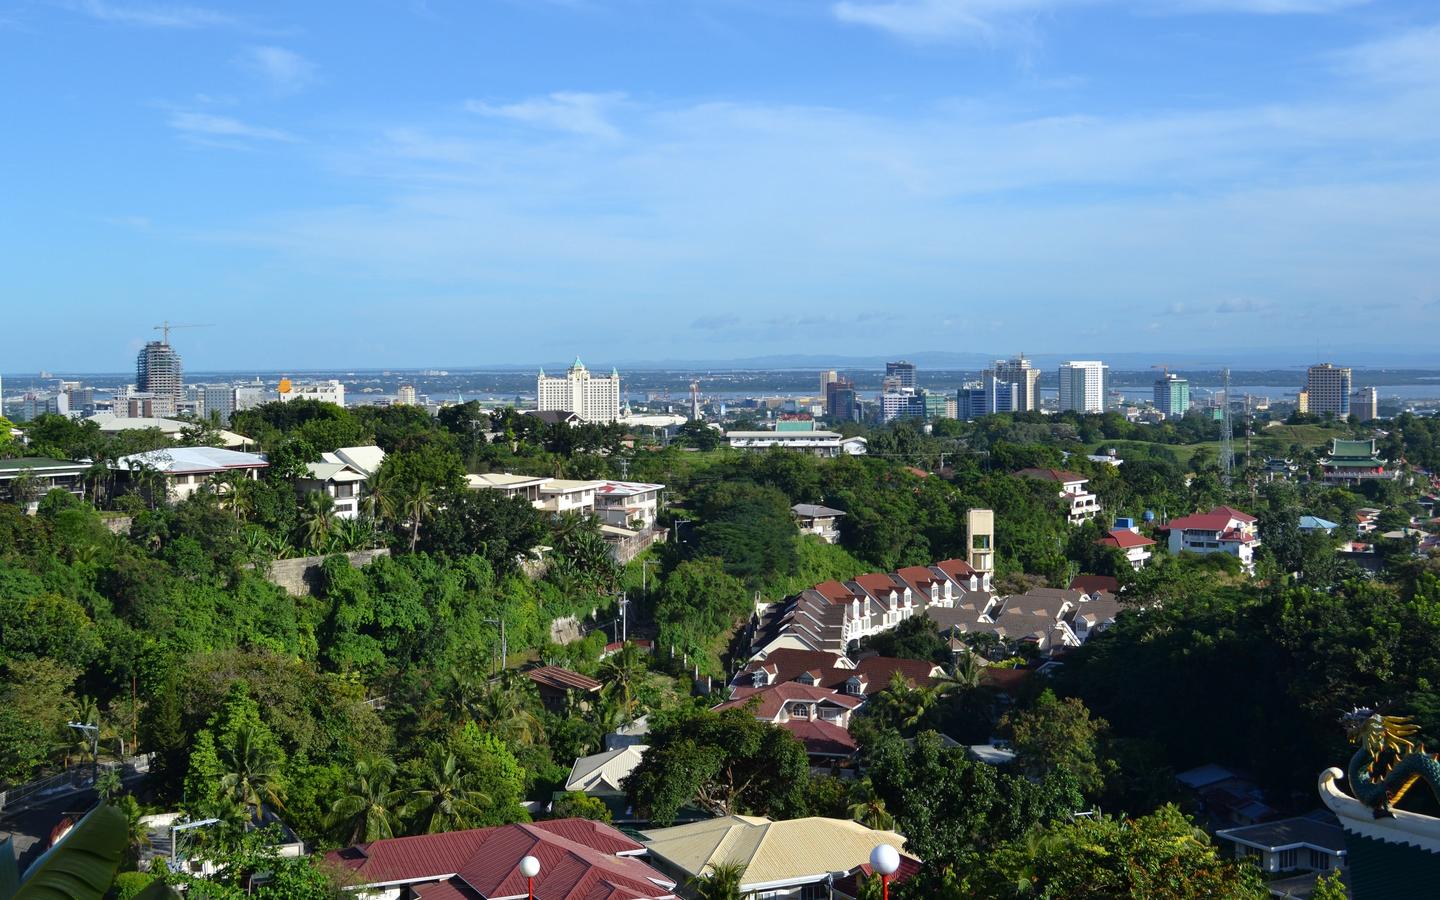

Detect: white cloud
[1339, 23, 1440, 86]
[465, 92, 625, 139]
[69, 0, 236, 28]
[238, 46, 316, 93]
[832, 0, 1370, 42]
[168, 112, 297, 143]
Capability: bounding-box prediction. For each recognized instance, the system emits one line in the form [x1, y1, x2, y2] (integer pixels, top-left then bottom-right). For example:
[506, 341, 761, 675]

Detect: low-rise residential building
[1015, 468, 1101, 525]
[1216, 814, 1346, 876]
[1299, 515, 1340, 534]
[1165, 505, 1261, 572]
[111, 447, 267, 503]
[467, 472, 552, 503]
[294, 446, 382, 519]
[594, 480, 663, 530]
[1097, 518, 1156, 569]
[792, 503, 846, 544]
[538, 479, 605, 516]
[0, 457, 89, 512]
[85, 414, 250, 448]
[526, 665, 602, 711]
[641, 816, 915, 900]
[727, 430, 868, 457]
[565, 744, 649, 796]
[1321, 438, 1396, 485]
[326, 820, 677, 899]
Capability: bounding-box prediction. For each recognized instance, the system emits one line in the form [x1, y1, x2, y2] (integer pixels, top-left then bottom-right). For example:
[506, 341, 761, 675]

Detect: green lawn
[1102, 423, 1347, 470]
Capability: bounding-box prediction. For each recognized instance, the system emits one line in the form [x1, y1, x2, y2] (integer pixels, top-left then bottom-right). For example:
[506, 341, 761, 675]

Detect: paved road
[0, 787, 99, 872]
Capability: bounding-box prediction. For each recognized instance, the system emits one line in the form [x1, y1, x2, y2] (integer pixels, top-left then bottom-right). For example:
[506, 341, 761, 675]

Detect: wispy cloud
[237, 46, 316, 93]
[1339, 23, 1440, 86]
[68, 0, 237, 28]
[168, 112, 297, 143]
[832, 0, 1370, 42]
[465, 91, 625, 139]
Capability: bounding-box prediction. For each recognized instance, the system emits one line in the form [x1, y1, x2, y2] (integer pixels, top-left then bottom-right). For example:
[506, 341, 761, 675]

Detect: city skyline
[4, 1, 1440, 371]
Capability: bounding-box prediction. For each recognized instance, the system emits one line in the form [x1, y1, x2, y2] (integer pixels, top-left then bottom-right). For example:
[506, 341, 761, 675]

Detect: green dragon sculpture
[1342, 708, 1440, 817]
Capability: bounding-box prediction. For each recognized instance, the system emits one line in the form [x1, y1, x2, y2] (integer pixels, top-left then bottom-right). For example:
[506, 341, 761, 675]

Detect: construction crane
[153, 321, 213, 343]
[1151, 364, 1172, 378]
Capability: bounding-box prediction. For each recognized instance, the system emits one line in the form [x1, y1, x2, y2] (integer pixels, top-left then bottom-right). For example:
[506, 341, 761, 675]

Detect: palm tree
[846, 779, 895, 831]
[691, 861, 749, 900]
[218, 724, 287, 817]
[299, 490, 337, 553]
[328, 753, 406, 844]
[936, 652, 984, 693]
[114, 793, 153, 867]
[407, 749, 491, 834]
[473, 674, 544, 748]
[403, 483, 434, 553]
[599, 643, 649, 725]
[363, 467, 398, 524]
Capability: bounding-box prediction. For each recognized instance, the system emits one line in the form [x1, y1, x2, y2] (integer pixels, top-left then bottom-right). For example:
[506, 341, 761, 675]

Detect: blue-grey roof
[1299, 515, 1340, 530]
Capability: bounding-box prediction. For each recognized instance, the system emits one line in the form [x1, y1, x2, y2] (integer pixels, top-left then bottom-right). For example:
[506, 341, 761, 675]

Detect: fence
[0, 754, 151, 816]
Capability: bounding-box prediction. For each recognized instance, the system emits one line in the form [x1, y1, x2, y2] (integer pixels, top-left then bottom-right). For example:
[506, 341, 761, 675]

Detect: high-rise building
[1351, 386, 1379, 421]
[957, 384, 987, 421]
[982, 355, 1040, 412]
[881, 389, 925, 423]
[199, 384, 237, 425]
[1305, 363, 1352, 418]
[1058, 361, 1107, 414]
[825, 379, 858, 423]
[820, 370, 838, 396]
[537, 358, 621, 423]
[885, 361, 917, 391]
[135, 340, 183, 416]
[396, 384, 418, 406]
[922, 390, 952, 420]
[1153, 373, 1190, 420]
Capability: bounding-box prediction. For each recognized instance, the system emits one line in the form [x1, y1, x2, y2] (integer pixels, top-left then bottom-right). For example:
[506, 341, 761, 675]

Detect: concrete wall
[263, 549, 391, 596]
[550, 616, 583, 645]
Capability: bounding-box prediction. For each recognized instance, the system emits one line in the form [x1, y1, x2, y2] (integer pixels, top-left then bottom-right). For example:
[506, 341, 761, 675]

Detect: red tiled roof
[781, 718, 859, 757]
[1015, 467, 1088, 484]
[853, 656, 938, 688]
[831, 854, 923, 897]
[934, 559, 977, 582]
[814, 580, 858, 604]
[1098, 529, 1156, 549]
[326, 821, 670, 900]
[713, 681, 864, 718]
[853, 573, 901, 597]
[895, 565, 942, 595]
[526, 666, 602, 693]
[980, 667, 1030, 698]
[1167, 506, 1256, 532]
[1069, 574, 1120, 594]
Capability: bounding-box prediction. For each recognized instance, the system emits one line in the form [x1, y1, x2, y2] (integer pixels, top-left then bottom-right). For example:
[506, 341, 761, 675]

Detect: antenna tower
[1219, 368, 1234, 486]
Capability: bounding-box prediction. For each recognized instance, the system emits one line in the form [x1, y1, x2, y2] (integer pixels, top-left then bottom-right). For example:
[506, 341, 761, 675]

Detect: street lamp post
[519, 854, 541, 900]
[870, 844, 900, 900]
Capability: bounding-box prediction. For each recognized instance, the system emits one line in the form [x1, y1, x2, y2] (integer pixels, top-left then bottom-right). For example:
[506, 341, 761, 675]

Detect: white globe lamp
[870, 844, 901, 899]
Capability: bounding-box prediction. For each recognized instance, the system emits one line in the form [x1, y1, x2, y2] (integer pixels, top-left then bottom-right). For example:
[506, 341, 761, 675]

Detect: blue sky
[2, 0, 1438, 371]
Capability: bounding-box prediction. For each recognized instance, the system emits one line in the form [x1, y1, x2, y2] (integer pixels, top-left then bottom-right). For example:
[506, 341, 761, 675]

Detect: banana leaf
[10, 802, 128, 900]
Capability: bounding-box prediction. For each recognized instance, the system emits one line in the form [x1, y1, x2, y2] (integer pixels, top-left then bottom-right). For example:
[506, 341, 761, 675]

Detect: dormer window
[798, 671, 818, 685]
[751, 671, 767, 688]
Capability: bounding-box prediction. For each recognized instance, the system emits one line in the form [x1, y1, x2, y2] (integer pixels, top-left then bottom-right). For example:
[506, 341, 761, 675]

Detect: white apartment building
[594, 481, 664, 530]
[537, 358, 621, 423]
[279, 379, 346, 407]
[1016, 468, 1101, 524]
[1058, 361, 1107, 414]
[727, 430, 868, 457]
[1166, 506, 1261, 573]
[1304, 364, 1351, 418]
[982, 355, 1041, 412]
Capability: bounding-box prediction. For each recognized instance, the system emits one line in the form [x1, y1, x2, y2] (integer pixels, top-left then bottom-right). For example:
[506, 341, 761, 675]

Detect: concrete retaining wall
[263, 549, 391, 596]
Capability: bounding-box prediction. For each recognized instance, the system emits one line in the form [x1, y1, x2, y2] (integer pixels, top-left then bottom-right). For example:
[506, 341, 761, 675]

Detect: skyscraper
[1305, 363, 1352, 418]
[396, 384, 418, 405]
[135, 340, 183, 416]
[885, 361, 917, 391]
[820, 370, 838, 396]
[1058, 361, 1107, 414]
[826, 379, 858, 423]
[982, 355, 1040, 412]
[1351, 386, 1379, 421]
[880, 389, 925, 423]
[537, 358, 621, 423]
[1153, 373, 1190, 420]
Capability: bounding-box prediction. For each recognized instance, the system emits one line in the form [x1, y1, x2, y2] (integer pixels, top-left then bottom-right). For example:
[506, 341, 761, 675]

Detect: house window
[791, 704, 810, 719]
[1278, 849, 1298, 870]
[846, 680, 864, 696]
[1308, 850, 1331, 871]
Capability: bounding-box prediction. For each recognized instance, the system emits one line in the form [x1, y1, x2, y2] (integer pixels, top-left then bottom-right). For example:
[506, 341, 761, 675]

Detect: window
[1278, 849, 1297, 870]
[1308, 850, 1332, 871]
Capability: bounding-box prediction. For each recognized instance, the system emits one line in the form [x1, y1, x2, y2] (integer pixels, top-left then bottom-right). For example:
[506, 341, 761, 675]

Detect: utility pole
[641, 558, 655, 598]
[484, 617, 508, 673]
[67, 721, 99, 782]
[1219, 368, 1234, 487]
[619, 591, 629, 643]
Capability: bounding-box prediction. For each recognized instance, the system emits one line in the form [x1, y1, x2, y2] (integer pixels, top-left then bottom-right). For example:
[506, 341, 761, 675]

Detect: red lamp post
[870, 843, 900, 900]
[519, 854, 541, 900]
